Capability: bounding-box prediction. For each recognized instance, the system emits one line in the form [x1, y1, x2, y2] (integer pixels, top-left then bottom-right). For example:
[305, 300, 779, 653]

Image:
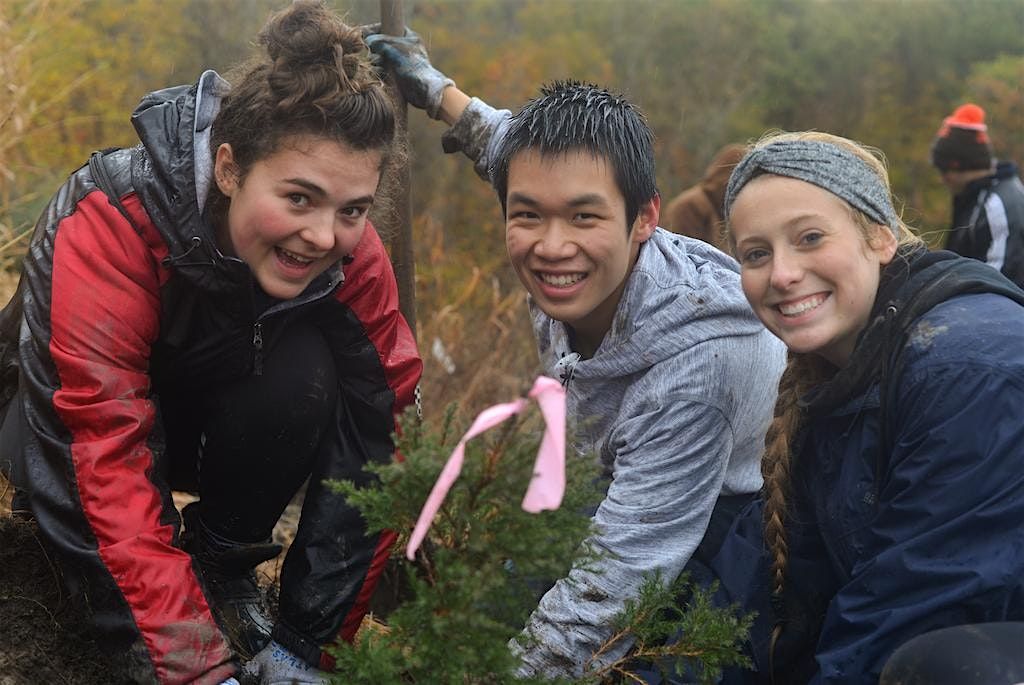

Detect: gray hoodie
[440, 100, 785, 677]
[514, 228, 786, 678]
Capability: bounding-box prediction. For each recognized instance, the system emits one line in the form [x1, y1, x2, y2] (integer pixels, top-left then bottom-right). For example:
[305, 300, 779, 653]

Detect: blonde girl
[715, 131, 1024, 684]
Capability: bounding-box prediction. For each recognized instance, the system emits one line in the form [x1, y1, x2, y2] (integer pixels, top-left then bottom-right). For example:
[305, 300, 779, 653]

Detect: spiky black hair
[490, 80, 658, 229]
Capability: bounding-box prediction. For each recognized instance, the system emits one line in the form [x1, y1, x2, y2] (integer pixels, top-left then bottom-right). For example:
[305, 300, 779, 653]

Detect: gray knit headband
[723, 139, 900, 236]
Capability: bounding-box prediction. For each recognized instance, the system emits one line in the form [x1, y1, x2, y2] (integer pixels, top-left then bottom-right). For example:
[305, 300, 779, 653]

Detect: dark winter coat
[945, 160, 1024, 288]
[0, 71, 421, 683]
[713, 249, 1024, 684]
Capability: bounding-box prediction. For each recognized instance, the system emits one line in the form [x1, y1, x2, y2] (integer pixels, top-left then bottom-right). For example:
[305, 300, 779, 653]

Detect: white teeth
[779, 294, 826, 316]
[279, 248, 313, 264]
[540, 273, 584, 287]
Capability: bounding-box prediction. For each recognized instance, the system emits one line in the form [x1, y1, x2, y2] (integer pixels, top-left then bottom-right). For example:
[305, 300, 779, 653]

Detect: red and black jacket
[0, 71, 421, 683]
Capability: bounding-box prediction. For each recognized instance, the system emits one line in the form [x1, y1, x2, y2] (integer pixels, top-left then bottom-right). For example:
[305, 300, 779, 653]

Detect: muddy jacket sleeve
[8, 175, 235, 683]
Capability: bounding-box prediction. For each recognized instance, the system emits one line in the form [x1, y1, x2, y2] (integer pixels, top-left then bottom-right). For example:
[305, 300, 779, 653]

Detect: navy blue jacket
[714, 251, 1024, 684]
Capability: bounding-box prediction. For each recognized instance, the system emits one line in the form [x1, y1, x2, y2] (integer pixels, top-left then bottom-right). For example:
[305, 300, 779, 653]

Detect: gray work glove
[363, 26, 454, 119]
[242, 640, 329, 685]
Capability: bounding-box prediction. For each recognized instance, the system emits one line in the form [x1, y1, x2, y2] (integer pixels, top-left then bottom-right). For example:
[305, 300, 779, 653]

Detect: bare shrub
[412, 211, 540, 425]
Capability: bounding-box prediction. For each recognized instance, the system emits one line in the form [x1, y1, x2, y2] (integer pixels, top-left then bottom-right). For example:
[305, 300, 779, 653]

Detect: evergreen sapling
[327, 403, 753, 684]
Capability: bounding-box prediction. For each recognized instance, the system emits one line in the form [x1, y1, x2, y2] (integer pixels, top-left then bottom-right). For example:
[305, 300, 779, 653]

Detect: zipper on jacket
[253, 321, 264, 376]
[246, 263, 346, 378]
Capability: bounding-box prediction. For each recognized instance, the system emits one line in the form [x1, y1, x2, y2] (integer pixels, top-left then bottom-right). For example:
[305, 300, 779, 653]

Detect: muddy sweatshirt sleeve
[440, 97, 512, 183]
[510, 383, 737, 678]
[12, 181, 235, 683]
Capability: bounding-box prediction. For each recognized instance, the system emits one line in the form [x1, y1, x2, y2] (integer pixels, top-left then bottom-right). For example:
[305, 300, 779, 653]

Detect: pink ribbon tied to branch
[405, 376, 567, 560]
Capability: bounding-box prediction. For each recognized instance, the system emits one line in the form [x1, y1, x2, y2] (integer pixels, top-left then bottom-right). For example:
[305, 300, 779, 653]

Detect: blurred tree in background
[2, 0, 1022, 418]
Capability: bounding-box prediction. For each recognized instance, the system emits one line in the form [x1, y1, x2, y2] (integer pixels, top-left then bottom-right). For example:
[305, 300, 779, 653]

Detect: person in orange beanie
[930, 103, 1024, 287]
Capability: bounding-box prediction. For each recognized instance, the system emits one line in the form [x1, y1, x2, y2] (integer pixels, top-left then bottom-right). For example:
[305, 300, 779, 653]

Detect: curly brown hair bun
[260, 0, 384, 112]
[211, 0, 395, 186]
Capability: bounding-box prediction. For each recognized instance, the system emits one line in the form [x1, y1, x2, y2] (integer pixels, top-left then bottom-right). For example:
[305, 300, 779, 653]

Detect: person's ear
[631, 195, 660, 244]
[214, 143, 239, 196]
[873, 224, 899, 265]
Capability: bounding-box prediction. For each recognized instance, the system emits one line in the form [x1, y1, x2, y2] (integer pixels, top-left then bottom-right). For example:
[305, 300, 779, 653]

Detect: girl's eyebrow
[284, 178, 374, 205]
[346, 194, 376, 206]
[284, 177, 326, 198]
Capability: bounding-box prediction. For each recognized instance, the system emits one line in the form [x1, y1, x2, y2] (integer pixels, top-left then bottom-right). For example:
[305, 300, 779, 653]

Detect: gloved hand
[242, 640, 329, 685]
[363, 26, 454, 119]
[219, 679, 240, 685]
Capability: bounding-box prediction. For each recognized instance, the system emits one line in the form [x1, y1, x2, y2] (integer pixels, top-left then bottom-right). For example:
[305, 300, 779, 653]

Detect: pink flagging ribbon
[405, 376, 566, 560]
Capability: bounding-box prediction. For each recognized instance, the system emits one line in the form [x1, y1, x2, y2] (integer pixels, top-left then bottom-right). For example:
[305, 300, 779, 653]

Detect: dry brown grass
[417, 278, 538, 422]
[410, 211, 541, 426]
[0, 474, 11, 518]
[0, 268, 14, 519]
[0, 269, 19, 303]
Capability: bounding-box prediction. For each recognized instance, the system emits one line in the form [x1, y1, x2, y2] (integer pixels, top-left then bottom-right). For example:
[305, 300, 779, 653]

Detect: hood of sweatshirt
[532, 227, 766, 388]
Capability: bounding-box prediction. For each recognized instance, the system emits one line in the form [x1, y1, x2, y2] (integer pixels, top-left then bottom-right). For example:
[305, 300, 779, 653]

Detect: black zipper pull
[253, 321, 264, 376]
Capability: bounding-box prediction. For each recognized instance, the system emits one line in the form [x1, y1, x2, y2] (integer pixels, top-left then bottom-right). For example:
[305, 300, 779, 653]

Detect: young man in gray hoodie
[367, 31, 787, 680]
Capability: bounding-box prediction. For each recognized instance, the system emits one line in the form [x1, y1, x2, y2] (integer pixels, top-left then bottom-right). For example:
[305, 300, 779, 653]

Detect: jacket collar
[800, 245, 952, 416]
[802, 245, 1024, 418]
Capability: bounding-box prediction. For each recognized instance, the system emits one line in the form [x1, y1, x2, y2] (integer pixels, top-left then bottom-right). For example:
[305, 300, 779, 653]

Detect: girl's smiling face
[214, 134, 381, 299]
[730, 174, 897, 367]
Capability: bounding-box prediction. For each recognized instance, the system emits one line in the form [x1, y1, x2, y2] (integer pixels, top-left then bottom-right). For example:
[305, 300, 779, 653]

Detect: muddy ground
[0, 481, 304, 684]
[0, 513, 134, 684]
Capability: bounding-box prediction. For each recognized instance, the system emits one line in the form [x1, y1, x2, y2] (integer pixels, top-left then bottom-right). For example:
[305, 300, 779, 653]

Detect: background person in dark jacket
[716, 130, 1024, 684]
[930, 102, 1024, 288]
[0, 2, 421, 683]
[662, 143, 746, 252]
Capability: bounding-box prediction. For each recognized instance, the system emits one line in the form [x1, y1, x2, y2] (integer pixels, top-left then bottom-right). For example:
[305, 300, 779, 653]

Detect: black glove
[363, 26, 455, 119]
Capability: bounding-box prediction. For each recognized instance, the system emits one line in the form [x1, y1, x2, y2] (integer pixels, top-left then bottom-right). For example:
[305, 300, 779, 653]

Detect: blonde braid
[762, 352, 832, 674]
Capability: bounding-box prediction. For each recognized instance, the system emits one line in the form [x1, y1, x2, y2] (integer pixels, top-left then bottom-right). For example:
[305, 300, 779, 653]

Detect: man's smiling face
[504, 148, 657, 354]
